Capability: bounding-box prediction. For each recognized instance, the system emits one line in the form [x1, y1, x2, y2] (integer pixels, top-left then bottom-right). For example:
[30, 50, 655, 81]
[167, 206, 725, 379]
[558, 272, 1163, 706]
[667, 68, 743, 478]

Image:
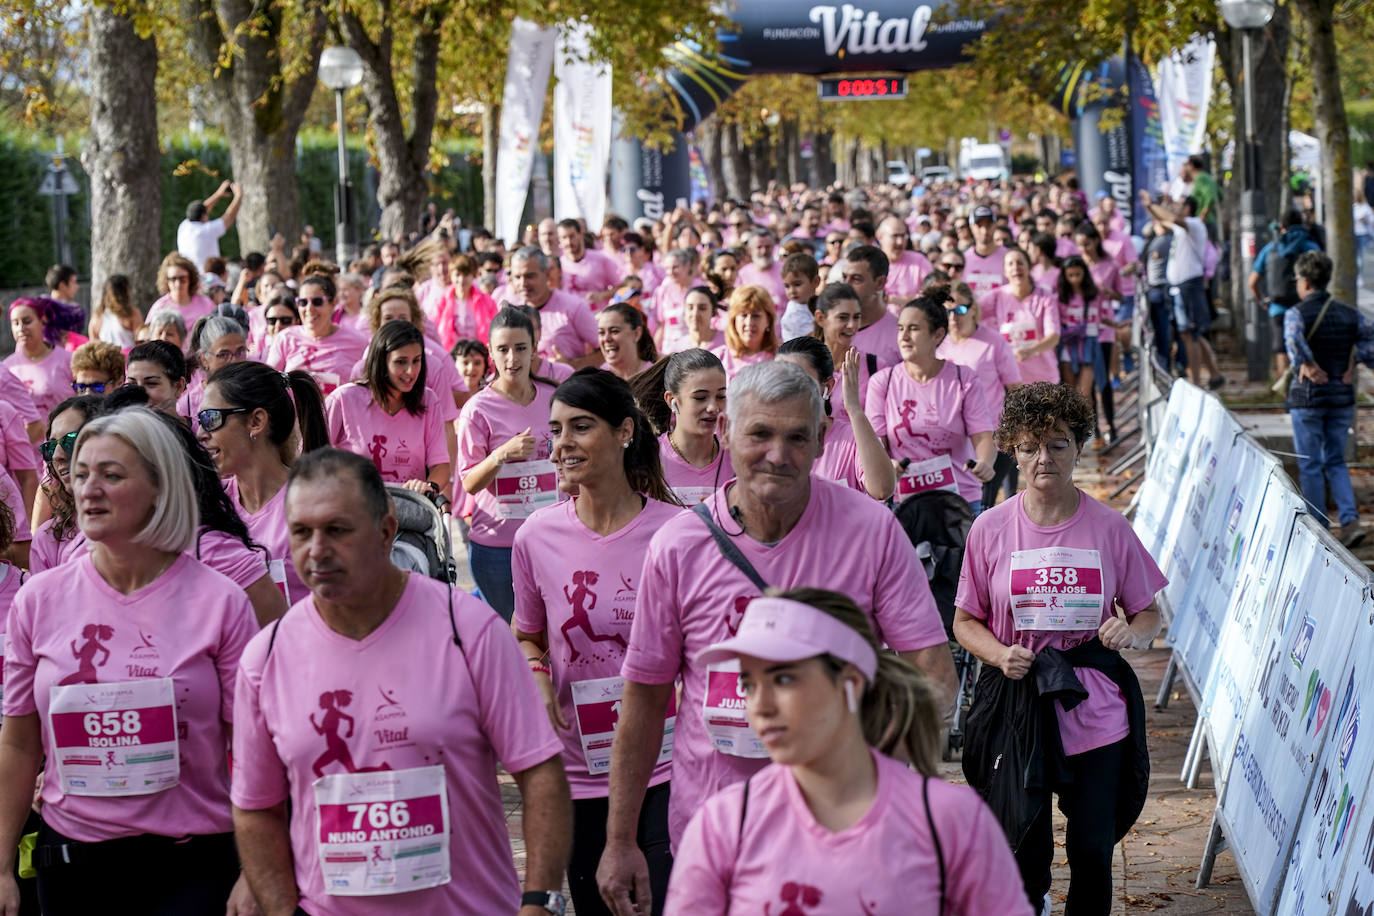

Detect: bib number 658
[83, 710, 141, 736]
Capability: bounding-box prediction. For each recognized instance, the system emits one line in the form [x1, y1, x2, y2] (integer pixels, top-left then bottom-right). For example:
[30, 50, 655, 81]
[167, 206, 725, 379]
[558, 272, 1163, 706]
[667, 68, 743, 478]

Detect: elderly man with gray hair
[596, 360, 956, 916]
[505, 245, 601, 367]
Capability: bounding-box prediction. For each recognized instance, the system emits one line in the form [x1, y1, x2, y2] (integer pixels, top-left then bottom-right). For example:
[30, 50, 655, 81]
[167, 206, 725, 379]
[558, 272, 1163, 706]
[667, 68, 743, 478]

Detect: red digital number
[838, 80, 850, 97]
[876, 80, 887, 95]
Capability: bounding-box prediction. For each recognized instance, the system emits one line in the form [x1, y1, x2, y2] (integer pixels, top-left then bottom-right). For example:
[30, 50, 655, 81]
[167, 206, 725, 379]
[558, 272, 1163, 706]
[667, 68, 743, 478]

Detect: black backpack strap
[266, 617, 283, 658]
[923, 775, 946, 915]
[866, 352, 878, 377]
[691, 503, 768, 592]
[738, 776, 751, 841]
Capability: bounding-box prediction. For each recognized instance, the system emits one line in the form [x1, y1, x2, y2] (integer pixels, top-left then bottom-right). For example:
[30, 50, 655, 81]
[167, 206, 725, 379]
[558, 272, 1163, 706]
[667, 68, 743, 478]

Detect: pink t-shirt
[176, 371, 207, 424]
[955, 491, 1167, 755]
[527, 289, 598, 360]
[961, 245, 1008, 299]
[813, 414, 864, 492]
[4, 553, 256, 842]
[885, 250, 934, 303]
[657, 433, 728, 506]
[350, 339, 466, 425]
[0, 400, 37, 478]
[667, 750, 1033, 916]
[736, 262, 786, 305]
[936, 324, 1021, 424]
[660, 330, 724, 356]
[533, 359, 575, 384]
[456, 381, 557, 549]
[633, 260, 665, 295]
[231, 575, 562, 916]
[1031, 264, 1060, 295]
[710, 346, 773, 383]
[149, 294, 217, 347]
[196, 527, 271, 591]
[622, 479, 947, 845]
[0, 366, 41, 426]
[561, 249, 622, 298]
[980, 285, 1062, 385]
[1056, 237, 1080, 260]
[512, 497, 680, 799]
[224, 478, 306, 606]
[1056, 292, 1110, 345]
[327, 384, 447, 484]
[1087, 258, 1123, 342]
[866, 361, 994, 505]
[30, 518, 87, 573]
[334, 308, 371, 337]
[1101, 229, 1138, 297]
[0, 469, 30, 545]
[649, 277, 706, 352]
[853, 311, 901, 367]
[266, 326, 369, 397]
[2, 347, 73, 419]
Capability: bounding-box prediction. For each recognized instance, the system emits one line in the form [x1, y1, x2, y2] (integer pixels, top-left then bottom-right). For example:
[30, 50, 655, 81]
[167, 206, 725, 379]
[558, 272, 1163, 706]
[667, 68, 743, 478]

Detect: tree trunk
[813, 131, 833, 189]
[748, 134, 770, 194]
[83, 4, 161, 311]
[482, 102, 499, 231]
[1294, 0, 1354, 301]
[182, 0, 327, 253]
[722, 122, 748, 201]
[696, 118, 726, 205]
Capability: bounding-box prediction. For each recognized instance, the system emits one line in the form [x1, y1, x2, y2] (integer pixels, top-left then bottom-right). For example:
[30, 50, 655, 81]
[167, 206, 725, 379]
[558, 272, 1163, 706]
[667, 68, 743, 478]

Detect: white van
[958, 141, 1009, 181]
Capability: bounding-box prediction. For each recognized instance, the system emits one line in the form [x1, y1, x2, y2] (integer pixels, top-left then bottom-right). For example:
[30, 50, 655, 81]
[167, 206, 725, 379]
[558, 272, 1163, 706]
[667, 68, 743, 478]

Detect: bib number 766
[83, 710, 141, 736]
[1033, 567, 1079, 586]
[345, 801, 411, 830]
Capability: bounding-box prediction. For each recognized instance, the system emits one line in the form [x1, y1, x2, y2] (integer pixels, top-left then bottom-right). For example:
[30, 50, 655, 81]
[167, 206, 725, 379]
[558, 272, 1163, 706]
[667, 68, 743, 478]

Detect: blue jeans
[1146, 287, 1178, 371]
[1172, 276, 1210, 337]
[1290, 406, 1357, 526]
[468, 542, 515, 622]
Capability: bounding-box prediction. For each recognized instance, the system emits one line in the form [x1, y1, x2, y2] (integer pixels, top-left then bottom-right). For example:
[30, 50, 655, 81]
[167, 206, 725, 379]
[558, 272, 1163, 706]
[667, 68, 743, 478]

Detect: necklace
[670, 432, 719, 468]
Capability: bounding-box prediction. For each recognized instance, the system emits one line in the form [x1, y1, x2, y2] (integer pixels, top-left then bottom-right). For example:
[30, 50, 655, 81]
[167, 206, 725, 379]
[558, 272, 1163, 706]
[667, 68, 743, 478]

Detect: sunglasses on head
[196, 406, 254, 432]
[296, 296, 327, 308]
[71, 380, 109, 394]
[39, 431, 78, 462]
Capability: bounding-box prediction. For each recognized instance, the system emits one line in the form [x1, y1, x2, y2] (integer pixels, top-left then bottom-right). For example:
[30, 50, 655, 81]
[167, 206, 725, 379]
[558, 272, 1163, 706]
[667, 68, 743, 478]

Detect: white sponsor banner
[495, 18, 556, 249]
[553, 22, 612, 231]
[1156, 37, 1215, 183]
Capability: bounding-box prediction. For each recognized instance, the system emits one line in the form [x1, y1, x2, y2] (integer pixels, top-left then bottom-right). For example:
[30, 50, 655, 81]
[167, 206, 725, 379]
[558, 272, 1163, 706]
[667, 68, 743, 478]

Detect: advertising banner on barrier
[553, 22, 612, 231]
[494, 18, 556, 249]
[1157, 389, 1233, 616]
[1219, 517, 1361, 913]
[1277, 564, 1370, 914]
[1133, 381, 1204, 568]
[1201, 471, 1305, 785]
[1155, 37, 1216, 184]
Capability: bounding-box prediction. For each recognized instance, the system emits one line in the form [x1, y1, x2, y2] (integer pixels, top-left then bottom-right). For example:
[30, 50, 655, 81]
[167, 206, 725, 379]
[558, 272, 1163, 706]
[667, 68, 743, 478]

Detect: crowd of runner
[0, 171, 1184, 915]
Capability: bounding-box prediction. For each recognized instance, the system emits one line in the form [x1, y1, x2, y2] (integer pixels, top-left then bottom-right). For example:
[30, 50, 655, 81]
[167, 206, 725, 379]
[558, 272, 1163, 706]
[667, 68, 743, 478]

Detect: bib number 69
[83, 710, 141, 736]
[346, 801, 411, 830]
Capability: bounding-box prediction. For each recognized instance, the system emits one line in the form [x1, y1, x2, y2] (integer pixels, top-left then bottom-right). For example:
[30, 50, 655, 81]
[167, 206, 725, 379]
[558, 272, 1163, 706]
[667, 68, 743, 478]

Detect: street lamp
[319, 46, 364, 266]
[1219, 0, 1276, 382]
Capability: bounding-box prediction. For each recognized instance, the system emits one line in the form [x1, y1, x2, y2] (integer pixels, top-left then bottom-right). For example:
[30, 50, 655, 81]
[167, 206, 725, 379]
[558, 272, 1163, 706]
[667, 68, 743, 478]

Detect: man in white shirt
[1145, 193, 1224, 389]
[176, 180, 242, 272]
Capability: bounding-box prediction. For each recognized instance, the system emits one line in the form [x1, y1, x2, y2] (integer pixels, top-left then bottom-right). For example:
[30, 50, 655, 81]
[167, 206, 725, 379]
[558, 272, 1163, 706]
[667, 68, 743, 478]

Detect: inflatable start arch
[609, 0, 1165, 231]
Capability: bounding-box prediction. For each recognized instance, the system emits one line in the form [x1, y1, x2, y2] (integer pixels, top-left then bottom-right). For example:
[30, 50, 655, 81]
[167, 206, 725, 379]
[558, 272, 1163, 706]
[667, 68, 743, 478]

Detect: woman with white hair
[0, 407, 259, 912]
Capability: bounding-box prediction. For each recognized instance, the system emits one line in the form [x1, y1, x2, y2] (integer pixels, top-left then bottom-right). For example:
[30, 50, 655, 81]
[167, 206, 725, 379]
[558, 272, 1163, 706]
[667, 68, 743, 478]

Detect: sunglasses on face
[39, 431, 78, 462]
[942, 262, 965, 271]
[197, 406, 254, 432]
[167, 275, 190, 284]
[266, 315, 295, 326]
[296, 296, 327, 308]
[71, 380, 109, 394]
[947, 303, 972, 316]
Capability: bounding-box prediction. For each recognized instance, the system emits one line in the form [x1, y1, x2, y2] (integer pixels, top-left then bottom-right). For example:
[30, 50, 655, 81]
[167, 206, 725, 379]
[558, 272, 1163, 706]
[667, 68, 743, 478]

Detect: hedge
[0, 129, 484, 288]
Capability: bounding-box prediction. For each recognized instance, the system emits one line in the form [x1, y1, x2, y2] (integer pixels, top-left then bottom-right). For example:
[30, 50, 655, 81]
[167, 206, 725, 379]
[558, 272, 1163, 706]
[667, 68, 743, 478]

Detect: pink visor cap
[695, 597, 878, 682]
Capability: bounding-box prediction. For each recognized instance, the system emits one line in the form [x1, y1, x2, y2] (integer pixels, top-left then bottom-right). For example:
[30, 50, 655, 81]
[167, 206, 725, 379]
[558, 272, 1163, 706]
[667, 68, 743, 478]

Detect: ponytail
[285, 370, 329, 457]
[628, 347, 726, 436]
[207, 361, 329, 465]
[769, 586, 941, 776]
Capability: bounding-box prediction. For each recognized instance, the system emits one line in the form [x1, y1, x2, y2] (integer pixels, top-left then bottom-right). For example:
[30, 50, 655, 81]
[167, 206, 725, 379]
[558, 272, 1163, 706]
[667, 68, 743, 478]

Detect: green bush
[0, 129, 90, 288]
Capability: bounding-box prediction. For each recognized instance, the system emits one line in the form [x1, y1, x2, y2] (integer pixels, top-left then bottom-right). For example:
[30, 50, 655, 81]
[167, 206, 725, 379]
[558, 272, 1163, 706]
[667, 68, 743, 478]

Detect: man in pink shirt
[878, 215, 933, 304]
[596, 361, 955, 912]
[506, 247, 601, 367]
[794, 205, 823, 240]
[822, 191, 850, 235]
[232, 448, 573, 916]
[736, 230, 786, 306]
[840, 245, 901, 366]
[558, 218, 621, 304]
[962, 205, 1008, 299]
[536, 218, 561, 259]
[413, 248, 452, 325]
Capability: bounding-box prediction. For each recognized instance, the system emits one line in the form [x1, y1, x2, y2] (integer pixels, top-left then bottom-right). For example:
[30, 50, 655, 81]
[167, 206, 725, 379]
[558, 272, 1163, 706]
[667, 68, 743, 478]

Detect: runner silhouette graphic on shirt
[310, 690, 390, 777]
[766, 882, 822, 915]
[58, 624, 114, 685]
[370, 845, 391, 865]
[562, 571, 626, 662]
[369, 435, 389, 469]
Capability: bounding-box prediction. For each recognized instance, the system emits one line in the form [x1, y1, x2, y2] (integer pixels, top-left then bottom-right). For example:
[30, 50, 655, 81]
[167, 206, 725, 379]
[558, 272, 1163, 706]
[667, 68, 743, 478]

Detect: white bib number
[1000, 320, 1039, 348]
[1010, 547, 1106, 631]
[268, 558, 292, 603]
[494, 459, 558, 519]
[314, 372, 342, 397]
[897, 454, 958, 501]
[314, 765, 450, 897]
[572, 676, 675, 775]
[48, 678, 179, 797]
[702, 660, 768, 759]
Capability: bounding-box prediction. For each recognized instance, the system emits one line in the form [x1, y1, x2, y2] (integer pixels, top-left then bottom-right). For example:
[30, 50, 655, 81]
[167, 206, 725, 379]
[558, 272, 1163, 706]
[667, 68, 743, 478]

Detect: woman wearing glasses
[254, 293, 299, 359]
[179, 315, 250, 425]
[30, 396, 104, 572]
[196, 361, 329, 605]
[264, 274, 367, 397]
[938, 253, 966, 282]
[5, 298, 79, 418]
[954, 383, 1164, 915]
[149, 253, 217, 335]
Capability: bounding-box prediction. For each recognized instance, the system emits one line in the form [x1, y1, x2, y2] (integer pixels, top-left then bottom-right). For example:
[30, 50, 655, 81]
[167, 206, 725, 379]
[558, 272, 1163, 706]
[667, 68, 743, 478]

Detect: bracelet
[529, 664, 552, 677]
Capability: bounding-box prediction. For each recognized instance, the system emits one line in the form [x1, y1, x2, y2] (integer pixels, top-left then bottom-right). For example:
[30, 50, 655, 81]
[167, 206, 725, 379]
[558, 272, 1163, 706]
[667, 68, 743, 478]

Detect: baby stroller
[894, 489, 978, 759]
[387, 485, 457, 585]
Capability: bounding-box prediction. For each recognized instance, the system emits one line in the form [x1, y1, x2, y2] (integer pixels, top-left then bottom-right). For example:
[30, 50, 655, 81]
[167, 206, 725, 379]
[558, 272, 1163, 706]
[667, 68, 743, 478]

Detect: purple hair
[10, 297, 86, 347]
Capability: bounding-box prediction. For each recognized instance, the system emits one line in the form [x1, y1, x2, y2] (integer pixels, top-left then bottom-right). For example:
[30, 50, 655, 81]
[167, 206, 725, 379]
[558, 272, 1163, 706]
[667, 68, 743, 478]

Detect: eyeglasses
[1014, 438, 1074, 459]
[71, 380, 110, 394]
[197, 406, 254, 432]
[941, 262, 965, 271]
[296, 296, 327, 308]
[947, 303, 972, 316]
[622, 245, 641, 253]
[166, 274, 190, 284]
[266, 315, 295, 326]
[39, 431, 79, 462]
[826, 238, 845, 246]
[209, 347, 249, 362]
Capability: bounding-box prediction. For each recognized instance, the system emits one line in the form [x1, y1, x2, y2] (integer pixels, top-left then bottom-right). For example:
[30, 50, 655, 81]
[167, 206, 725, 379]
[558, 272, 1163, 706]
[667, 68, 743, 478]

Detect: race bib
[571, 676, 675, 775]
[314, 765, 450, 897]
[702, 661, 768, 759]
[966, 272, 1002, 297]
[314, 372, 342, 397]
[671, 485, 716, 506]
[494, 459, 558, 519]
[1000, 320, 1039, 347]
[268, 558, 291, 603]
[1010, 547, 1106, 631]
[49, 678, 179, 797]
[896, 454, 958, 501]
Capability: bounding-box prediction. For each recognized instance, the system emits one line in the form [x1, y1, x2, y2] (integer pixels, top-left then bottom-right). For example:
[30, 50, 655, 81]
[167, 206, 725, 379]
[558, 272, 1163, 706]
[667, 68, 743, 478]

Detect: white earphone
[844, 680, 859, 713]
[670, 402, 679, 415]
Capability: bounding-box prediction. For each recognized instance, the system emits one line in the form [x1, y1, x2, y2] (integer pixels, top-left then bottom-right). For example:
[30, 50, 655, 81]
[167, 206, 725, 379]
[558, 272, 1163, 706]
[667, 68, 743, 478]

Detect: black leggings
[1097, 341, 1116, 433]
[568, 781, 672, 916]
[1014, 739, 1126, 915]
[34, 820, 239, 915]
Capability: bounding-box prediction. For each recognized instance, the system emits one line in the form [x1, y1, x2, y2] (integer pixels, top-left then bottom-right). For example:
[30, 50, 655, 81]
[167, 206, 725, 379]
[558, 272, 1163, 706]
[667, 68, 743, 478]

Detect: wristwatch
[521, 890, 568, 915]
